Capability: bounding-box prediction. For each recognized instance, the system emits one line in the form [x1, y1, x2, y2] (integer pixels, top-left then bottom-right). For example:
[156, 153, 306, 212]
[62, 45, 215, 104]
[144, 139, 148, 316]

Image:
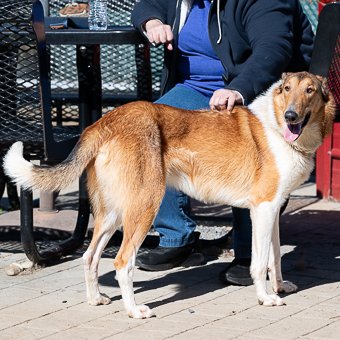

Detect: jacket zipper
[161, 0, 181, 96]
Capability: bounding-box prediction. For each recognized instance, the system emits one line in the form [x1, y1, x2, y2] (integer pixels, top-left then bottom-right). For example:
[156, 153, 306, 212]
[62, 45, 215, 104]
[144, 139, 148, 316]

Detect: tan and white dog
[3, 72, 335, 318]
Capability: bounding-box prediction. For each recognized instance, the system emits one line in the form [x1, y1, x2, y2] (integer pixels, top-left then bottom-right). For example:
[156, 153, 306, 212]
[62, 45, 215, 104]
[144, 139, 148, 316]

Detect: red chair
[310, 2, 340, 200]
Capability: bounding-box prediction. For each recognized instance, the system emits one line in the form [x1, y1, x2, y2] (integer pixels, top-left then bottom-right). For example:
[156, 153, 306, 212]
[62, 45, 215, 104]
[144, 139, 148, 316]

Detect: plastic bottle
[88, 0, 108, 30]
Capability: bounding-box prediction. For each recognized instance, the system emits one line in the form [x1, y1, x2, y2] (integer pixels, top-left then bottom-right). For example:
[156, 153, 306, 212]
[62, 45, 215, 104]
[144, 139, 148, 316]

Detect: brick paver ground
[0, 186, 339, 339]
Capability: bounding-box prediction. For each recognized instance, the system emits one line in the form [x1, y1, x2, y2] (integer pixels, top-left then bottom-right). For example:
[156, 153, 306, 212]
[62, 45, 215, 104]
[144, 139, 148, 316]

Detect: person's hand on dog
[144, 19, 173, 51]
[210, 89, 243, 112]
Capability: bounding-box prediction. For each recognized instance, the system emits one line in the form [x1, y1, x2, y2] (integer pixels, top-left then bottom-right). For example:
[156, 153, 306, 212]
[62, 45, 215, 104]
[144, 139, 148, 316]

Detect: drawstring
[216, 0, 222, 44]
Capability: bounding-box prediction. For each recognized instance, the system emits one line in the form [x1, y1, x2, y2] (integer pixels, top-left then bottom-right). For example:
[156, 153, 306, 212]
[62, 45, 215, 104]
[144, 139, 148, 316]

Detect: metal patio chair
[0, 0, 89, 263]
[0, 0, 163, 264]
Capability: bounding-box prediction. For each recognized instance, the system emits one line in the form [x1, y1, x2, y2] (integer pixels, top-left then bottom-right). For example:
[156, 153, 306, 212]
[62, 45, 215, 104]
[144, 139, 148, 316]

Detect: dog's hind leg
[114, 195, 163, 319]
[250, 203, 285, 306]
[268, 212, 298, 295]
[83, 163, 122, 306]
[83, 210, 121, 306]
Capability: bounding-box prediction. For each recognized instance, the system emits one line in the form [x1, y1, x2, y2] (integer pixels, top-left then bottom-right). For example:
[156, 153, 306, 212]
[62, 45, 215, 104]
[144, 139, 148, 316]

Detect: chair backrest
[45, 0, 163, 118]
[299, 0, 318, 33]
[309, 2, 340, 120]
[31, 0, 79, 161]
[31, 0, 163, 160]
[0, 0, 45, 158]
[0, 0, 79, 162]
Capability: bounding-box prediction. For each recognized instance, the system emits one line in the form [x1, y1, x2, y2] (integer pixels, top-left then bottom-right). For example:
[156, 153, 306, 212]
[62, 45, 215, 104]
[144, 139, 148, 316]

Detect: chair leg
[0, 163, 20, 210]
[0, 167, 6, 205]
[7, 180, 20, 210]
[20, 173, 90, 264]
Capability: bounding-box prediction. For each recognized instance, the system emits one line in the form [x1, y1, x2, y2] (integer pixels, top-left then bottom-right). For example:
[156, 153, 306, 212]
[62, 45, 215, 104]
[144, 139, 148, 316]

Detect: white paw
[127, 304, 155, 319]
[274, 280, 298, 294]
[258, 294, 285, 306]
[88, 293, 111, 306]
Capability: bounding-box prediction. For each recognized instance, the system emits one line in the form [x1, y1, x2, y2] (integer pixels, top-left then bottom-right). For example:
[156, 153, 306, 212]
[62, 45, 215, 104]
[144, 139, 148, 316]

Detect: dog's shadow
[99, 261, 228, 307]
[98, 208, 340, 307]
[279, 208, 340, 292]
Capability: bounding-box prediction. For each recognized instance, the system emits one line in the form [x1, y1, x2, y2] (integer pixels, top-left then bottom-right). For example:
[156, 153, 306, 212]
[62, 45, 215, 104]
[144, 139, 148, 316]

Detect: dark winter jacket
[131, 0, 314, 104]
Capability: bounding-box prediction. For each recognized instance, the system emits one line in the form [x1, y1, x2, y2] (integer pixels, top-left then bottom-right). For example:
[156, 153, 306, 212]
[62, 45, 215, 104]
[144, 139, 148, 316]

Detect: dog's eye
[306, 87, 314, 94]
[284, 86, 290, 92]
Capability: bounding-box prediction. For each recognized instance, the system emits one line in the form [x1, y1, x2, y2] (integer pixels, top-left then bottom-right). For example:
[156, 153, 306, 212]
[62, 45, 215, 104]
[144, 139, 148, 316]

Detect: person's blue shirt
[177, 0, 225, 97]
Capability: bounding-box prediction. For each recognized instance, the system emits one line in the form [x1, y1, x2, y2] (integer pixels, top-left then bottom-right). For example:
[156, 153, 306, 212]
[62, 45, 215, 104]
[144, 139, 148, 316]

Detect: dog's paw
[88, 293, 111, 306]
[128, 304, 155, 319]
[258, 294, 285, 307]
[274, 280, 298, 294]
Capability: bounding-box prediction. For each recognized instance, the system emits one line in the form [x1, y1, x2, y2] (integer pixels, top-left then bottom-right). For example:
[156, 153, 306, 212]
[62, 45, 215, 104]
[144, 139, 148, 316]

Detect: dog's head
[273, 72, 335, 150]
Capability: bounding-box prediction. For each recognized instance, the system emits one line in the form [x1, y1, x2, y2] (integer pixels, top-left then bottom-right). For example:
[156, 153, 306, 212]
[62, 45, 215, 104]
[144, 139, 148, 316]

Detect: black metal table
[21, 9, 152, 264]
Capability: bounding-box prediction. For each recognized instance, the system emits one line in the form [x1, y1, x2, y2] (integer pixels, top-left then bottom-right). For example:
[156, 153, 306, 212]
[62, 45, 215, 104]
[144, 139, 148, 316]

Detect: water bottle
[88, 0, 108, 30]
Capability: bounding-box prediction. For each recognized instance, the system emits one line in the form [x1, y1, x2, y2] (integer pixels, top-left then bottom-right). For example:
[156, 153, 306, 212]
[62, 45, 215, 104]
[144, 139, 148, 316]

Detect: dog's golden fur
[4, 72, 335, 318]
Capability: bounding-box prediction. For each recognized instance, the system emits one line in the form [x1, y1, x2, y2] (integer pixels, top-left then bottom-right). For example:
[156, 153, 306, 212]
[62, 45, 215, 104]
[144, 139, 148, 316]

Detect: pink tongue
[284, 126, 299, 142]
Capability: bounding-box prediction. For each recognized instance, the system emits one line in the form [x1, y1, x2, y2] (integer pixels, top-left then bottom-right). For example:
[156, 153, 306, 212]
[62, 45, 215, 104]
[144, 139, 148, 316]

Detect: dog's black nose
[285, 110, 298, 122]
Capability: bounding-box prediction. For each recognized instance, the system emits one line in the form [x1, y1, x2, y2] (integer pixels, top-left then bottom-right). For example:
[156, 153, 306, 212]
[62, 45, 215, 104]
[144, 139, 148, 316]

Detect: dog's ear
[322, 92, 336, 138]
[316, 75, 330, 102]
[275, 73, 293, 94]
[273, 74, 286, 95]
[322, 84, 330, 102]
[315, 75, 334, 138]
[275, 83, 283, 94]
[281, 72, 292, 82]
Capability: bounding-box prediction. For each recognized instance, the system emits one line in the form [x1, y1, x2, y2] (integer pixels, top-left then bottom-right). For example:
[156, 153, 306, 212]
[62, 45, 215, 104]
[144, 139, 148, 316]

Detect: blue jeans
[154, 84, 252, 258]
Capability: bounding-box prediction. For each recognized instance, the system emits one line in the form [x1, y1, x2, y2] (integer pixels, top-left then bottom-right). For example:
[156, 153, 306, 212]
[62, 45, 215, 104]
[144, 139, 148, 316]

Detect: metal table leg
[77, 44, 102, 129]
[21, 173, 90, 264]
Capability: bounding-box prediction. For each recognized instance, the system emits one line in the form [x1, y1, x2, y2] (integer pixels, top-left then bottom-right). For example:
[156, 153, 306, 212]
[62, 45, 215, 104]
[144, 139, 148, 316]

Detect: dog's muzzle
[283, 111, 311, 142]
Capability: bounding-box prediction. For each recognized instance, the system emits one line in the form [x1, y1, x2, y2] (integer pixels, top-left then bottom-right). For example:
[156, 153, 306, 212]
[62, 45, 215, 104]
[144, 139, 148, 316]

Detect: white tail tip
[3, 142, 34, 189]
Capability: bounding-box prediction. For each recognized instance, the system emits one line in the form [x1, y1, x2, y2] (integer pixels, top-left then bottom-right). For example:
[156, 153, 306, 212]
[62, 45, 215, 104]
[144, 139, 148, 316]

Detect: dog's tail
[3, 129, 100, 192]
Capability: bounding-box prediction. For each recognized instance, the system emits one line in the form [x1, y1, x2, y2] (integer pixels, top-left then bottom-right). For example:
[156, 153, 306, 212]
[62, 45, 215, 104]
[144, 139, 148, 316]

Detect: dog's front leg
[268, 212, 298, 295]
[250, 203, 285, 306]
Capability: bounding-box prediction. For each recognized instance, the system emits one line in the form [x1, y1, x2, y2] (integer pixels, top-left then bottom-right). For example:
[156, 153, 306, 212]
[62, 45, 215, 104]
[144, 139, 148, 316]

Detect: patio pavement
[0, 181, 339, 339]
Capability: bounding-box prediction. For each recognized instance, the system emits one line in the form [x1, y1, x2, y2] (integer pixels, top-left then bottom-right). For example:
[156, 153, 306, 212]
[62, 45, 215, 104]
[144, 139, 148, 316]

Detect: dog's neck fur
[289, 140, 319, 156]
[249, 83, 316, 200]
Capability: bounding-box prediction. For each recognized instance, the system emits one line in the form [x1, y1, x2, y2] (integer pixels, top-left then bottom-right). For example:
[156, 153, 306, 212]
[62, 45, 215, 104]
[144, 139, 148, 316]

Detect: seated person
[131, 0, 314, 285]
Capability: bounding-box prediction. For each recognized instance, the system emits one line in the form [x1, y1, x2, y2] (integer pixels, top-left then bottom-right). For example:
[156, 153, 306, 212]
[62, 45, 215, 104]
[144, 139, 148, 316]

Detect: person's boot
[219, 258, 253, 286]
[135, 245, 194, 271]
